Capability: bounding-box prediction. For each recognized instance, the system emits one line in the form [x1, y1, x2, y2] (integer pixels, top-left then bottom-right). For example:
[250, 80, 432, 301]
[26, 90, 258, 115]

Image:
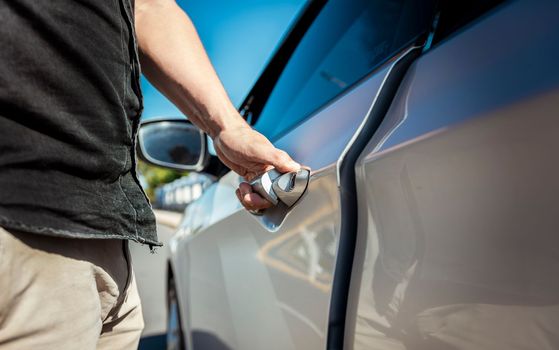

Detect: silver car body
[168, 0, 559, 349]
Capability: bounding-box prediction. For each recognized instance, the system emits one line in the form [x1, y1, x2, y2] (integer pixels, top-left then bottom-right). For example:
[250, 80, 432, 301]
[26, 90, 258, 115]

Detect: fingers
[213, 126, 300, 180]
[270, 149, 300, 173]
[236, 182, 273, 211]
[215, 140, 268, 181]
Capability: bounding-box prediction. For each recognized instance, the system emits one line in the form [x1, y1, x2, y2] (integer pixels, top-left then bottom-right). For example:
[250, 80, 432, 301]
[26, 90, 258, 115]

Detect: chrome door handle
[250, 168, 310, 208]
[273, 169, 309, 207]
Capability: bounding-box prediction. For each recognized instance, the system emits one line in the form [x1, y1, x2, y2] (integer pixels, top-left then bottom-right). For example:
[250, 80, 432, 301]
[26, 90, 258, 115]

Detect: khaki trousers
[0, 227, 144, 349]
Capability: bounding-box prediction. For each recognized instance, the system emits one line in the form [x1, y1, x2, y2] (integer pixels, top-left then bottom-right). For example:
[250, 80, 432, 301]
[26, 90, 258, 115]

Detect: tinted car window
[433, 0, 505, 46]
[254, 0, 435, 140]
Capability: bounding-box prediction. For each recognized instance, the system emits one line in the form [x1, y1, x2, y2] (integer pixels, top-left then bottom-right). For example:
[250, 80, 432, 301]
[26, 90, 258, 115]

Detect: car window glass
[254, 0, 435, 140]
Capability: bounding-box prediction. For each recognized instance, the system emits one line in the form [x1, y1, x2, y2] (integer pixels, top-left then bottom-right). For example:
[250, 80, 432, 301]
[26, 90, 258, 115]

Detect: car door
[170, 1, 436, 349]
[347, 0, 559, 349]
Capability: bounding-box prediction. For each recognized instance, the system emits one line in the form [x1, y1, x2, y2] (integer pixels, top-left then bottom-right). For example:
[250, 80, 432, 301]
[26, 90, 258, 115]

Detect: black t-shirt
[0, 0, 159, 246]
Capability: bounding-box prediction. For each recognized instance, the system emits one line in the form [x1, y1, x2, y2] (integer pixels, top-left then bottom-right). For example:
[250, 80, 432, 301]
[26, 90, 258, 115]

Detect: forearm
[135, 0, 245, 138]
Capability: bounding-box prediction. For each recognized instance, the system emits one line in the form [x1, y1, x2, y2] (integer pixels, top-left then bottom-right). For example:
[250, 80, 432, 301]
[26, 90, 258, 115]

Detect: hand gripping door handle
[250, 168, 310, 208]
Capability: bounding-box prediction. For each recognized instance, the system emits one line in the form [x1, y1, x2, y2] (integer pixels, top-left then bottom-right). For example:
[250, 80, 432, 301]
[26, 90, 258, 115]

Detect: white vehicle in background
[139, 0, 559, 349]
[154, 173, 214, 212]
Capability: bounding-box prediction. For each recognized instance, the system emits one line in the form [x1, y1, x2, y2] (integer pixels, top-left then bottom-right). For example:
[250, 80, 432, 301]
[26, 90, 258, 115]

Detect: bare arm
[135, 0, 299, 210]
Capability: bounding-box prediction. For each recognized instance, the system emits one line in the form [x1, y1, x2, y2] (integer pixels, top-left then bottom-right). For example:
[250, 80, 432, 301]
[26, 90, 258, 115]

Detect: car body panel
[348, 0, 559, 348]
[169, 55, 408, 349]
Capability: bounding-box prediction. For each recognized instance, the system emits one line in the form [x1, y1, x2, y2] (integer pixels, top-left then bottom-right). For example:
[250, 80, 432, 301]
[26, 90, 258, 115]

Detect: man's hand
[214, 124, 300, 211]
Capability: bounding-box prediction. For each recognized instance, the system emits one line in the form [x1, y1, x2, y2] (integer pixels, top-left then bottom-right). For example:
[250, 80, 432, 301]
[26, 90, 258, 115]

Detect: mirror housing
[137, 118, 209, 172]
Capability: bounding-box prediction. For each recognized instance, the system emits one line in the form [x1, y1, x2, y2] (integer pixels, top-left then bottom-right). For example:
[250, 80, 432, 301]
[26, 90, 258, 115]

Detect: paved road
[130, 212, 182, 349]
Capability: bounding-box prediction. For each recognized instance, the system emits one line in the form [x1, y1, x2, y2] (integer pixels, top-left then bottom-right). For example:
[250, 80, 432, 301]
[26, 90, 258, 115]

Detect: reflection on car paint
[257, 205, 336, 293]
[354, 100, 559, 349]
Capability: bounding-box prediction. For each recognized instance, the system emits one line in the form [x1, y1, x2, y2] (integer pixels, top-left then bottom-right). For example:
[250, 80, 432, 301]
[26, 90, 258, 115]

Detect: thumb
[270, 148, 300, 173]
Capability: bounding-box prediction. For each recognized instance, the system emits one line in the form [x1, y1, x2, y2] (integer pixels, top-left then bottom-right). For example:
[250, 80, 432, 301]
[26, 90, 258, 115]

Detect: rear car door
[171, 1, 436, 349]
[347, 0, 559, 349]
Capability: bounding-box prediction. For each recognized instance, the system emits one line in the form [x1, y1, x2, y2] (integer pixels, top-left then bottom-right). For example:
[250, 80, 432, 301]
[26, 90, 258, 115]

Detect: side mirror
[137, 118, 208, 172]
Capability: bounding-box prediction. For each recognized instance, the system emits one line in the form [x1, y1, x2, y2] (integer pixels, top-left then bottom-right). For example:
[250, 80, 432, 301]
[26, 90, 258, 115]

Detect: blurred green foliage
[138, 160, 186, 201]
